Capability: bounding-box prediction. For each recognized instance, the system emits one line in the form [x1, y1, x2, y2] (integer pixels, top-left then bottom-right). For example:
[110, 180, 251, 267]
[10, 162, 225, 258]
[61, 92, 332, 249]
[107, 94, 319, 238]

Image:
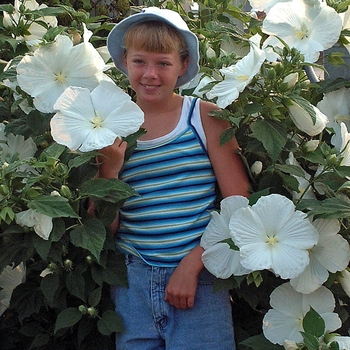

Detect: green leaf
[79, 178, 137, 203]
[88, 287, 102, 307]
[66, 271, 86, 301]
[303, 307, 325, 337]
[97, 310, 124, 335]
[28, 195, 79, 218]
[240, 334, 283, 349]
[31, 233, 51, 260]
[70, 219, 106, 261]
[54, 308, 82, 334]
[250, 120, 287, 162]
[29, 333, 51, 349]
[300, 332, 320, 350]
[41, 273, 60, 306]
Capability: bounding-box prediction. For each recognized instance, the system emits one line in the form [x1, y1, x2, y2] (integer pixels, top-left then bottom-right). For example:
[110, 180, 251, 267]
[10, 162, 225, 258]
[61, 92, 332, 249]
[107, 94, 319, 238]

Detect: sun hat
[106, 7, 199, 88]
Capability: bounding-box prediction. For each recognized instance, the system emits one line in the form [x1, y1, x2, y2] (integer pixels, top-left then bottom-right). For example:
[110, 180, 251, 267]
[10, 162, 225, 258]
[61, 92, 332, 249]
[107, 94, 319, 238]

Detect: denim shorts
[111, 255, 236, 350]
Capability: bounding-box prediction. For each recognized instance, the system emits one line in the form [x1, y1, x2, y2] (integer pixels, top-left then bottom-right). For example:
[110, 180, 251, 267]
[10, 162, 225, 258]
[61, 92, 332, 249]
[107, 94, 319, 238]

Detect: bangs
[123, 21, 188, 57]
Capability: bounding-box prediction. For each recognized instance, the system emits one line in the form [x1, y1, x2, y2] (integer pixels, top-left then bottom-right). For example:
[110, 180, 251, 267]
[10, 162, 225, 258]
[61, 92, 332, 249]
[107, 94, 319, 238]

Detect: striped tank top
[117, 96, 216, 267]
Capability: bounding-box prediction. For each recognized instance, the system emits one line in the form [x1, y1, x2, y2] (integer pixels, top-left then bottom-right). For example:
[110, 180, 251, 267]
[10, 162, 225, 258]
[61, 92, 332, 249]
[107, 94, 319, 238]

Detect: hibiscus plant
[1, 0, 350, 349]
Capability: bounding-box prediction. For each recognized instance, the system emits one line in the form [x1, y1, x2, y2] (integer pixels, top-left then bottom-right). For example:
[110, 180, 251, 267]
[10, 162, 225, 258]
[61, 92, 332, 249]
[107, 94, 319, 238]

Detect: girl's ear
[123, 51, 128, 70]
[179, 57, 189, 77]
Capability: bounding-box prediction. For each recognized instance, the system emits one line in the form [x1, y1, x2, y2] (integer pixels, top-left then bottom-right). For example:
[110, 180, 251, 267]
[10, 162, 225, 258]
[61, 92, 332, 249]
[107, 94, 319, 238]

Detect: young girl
[103, 7, 250, 349]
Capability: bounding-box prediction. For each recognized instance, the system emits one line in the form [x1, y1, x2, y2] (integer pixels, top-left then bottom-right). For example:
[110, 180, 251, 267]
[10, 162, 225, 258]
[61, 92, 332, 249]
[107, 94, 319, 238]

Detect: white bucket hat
[106, 7, 199, 88]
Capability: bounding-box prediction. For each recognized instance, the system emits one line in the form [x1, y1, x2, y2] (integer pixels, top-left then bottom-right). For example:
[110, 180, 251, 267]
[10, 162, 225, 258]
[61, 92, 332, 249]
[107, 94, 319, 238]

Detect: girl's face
[124, 48, 188, 104]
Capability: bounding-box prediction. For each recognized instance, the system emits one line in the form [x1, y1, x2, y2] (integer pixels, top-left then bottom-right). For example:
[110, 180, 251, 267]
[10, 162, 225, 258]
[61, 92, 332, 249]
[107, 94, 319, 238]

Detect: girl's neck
[137, 94, 184, 140]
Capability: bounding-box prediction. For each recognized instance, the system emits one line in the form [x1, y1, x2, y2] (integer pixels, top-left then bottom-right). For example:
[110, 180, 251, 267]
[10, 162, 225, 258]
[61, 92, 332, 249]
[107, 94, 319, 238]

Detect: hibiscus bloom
[50, 80, 144, 152]
[16, 34, 106, 113]
[0, 263, 26, 316]
[287, 100, 328, 136]
[16, 209, 53, 240]
[200, 196, 251, 278]
[290, 218, 350, 294]
[317, 87, 350, 147]
[3, 0, 57, 45]
[229, 194, 319, 279]
[262, 0, 342, 63]
[263, 283, 341, 345]
[206, 33, 266, 108]
[248, 0, 291, 13]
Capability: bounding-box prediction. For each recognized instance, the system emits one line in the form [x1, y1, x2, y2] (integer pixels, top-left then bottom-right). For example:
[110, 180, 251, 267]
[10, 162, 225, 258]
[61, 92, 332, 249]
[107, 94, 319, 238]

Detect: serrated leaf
[250, 120, 287, 162]
[54, 308, 82, 334]
[88, 287, 102, 307]
[28, 195, 79, 218]
[70, 219, 106, 261]
[79, 178, 137, 203]
[97, 310, 124, 335]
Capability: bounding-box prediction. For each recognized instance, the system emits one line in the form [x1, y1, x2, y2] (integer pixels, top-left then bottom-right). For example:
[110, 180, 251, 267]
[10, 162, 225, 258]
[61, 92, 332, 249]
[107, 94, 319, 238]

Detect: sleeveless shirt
[117, 96, 217, 267]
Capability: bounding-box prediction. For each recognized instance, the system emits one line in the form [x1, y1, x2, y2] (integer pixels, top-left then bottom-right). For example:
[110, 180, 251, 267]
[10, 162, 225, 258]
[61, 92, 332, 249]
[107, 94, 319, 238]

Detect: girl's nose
[143, 64, 157, 78]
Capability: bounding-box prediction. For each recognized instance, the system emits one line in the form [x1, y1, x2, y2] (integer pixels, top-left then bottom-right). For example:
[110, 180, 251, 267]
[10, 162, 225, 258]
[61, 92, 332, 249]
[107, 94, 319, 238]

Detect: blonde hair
[123, 21, 189, 61]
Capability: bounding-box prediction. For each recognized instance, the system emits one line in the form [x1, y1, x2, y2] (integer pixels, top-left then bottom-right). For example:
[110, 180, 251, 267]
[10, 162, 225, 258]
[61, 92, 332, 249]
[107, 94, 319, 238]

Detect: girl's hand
[98, 138, 128, 179]
[164, 245, 204, 309]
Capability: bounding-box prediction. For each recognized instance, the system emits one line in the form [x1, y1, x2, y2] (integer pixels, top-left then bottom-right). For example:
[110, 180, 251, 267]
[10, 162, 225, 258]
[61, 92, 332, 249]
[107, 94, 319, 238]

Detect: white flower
[3, 0, 57, 44]
[207, 33, 266, 108]
[16, 35, 106, 113]
[229, 194, 319, 279]
[16, 209, 53, 240]
[341, 6, 350, 56]
[200, 196, 251, 278]
[282, 72, 299, 89]
[338, 269, 350, 298]
[317, 87, 350, 145]
[263, 283, 342, 345]
[0, 126, 37, 160]
[303, 140, 319, 152]
[327, 335, 350, 350]
[50, 80, 144, 152]
[287, 100, 328, 136]
[335, 123, 350, 167]
[290, 218, 350, 294]
[0, 263, 26, 316]
[248, 0, 291, 13]
[262, 0, 342, 63]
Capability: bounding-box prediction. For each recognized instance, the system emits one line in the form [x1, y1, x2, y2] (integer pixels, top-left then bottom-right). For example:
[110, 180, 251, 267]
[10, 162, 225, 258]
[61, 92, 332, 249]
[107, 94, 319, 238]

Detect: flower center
[267, 235, 278, 246]
[91, 114, 103, 128]
[55, 72, 66, 83]
[294, 25, 309, 40]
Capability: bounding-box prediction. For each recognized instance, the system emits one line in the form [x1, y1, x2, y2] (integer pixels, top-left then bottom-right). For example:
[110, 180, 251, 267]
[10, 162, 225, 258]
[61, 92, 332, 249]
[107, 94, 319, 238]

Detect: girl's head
[107, 7, 199, 88]
[123, 21, 189, 63]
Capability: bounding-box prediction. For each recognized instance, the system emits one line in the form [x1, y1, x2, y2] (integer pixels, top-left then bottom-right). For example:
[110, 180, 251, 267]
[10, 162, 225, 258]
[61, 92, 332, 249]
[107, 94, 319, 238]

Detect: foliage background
[1, 0, 350, 349]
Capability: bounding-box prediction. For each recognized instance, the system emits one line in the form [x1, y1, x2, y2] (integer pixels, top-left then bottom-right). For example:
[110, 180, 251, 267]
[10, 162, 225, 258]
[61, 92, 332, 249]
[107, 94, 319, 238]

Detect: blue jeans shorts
[111, 255, 236, 350]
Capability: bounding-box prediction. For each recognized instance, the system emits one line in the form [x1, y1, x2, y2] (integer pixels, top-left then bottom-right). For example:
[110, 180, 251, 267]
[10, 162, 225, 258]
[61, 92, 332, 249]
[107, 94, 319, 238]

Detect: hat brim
[106, 10, 199, 88]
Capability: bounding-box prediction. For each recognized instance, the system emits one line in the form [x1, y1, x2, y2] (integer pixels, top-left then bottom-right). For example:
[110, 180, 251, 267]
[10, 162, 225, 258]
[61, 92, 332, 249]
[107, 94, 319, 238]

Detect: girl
[103, 7, 250, 349]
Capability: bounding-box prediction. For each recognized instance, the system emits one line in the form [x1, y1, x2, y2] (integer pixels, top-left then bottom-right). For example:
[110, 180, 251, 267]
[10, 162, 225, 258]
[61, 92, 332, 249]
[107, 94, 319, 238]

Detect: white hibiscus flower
[290, 218, 350, 294]
[50, 80, 144, 152]
[262, 0, 342, 63]
[16, 34, 106, 113]
[200, 196, 251, 278]
[206, 33, 266, 108]
[263, 283, 341, 345]
[16, 209, 53, 240]
[229, 194, 319, 279]
[0, 263, 26, 316]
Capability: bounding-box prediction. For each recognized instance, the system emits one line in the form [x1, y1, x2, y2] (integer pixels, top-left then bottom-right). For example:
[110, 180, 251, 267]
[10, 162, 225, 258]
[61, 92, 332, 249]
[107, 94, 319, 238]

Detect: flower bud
[59, 185, 72, 199]
[87, 307, 99, 317]
[303, 140, 319, 152]
[63, 259, 73, 271]
[79, 305, 88, 314]
[250, 161, 263, 175]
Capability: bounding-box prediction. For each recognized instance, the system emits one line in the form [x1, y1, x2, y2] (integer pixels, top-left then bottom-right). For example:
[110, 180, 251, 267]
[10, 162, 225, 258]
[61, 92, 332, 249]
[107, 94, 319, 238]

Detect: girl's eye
[159, 62, 170, 66]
